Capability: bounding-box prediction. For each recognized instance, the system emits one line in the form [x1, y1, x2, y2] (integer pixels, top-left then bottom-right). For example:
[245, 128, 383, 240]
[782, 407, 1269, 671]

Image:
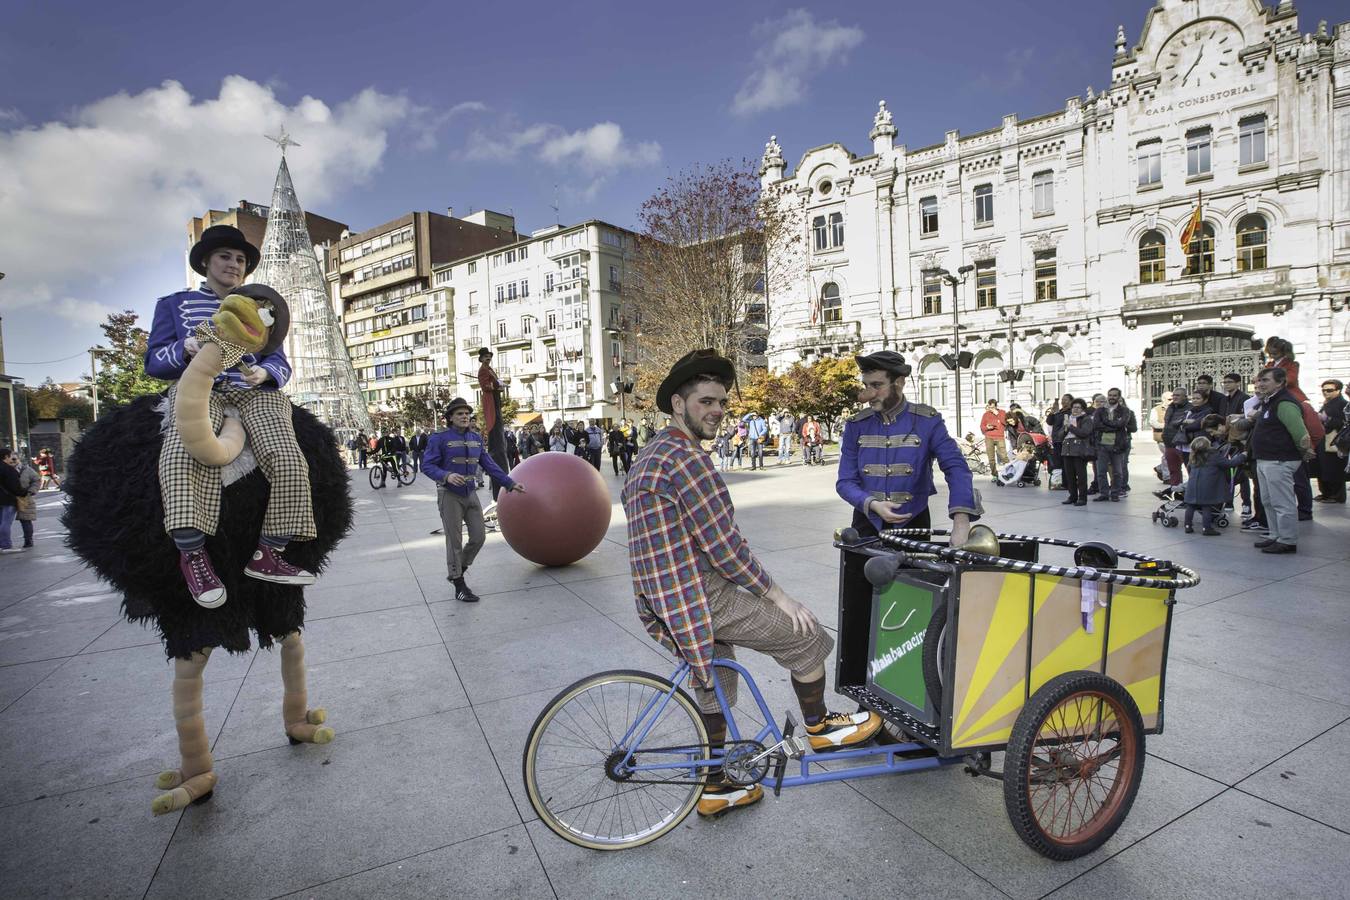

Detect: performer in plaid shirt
[623, 349, 881, 819]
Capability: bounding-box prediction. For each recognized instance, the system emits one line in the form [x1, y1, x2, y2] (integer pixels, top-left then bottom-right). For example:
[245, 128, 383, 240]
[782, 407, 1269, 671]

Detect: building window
[917, 355, 950, 411]
[973, 352, 1005, 407]
[546, 311, 557, 330]
[496, 320, 507, 339]
[813, 216, 828, 251]
[505, 249, 516, 264]
[820, 282, 842, 323]
[922, 272, 942, 316]
[522, 316, 533, 336]
[1030, 348, 1066, 407]
[1239, 115, 1267, 167]
[1138, 230, 1166, 284]
[545, 272, 555, 294]
[1184, 222, 1215, 275]
[920, 196, 938, 235]
[1137, 140, 1161, 186]
[468, 261, 477, 275]
[975, 261, 997, 309]
[492, 254, 502, 267]
[496, 285, 505, 303]
[507, 282, 518, 301]
[519, 278, 529, 298]
[1034, 250, 1057, 300]
[1032, 171, 1054, 215]
[1186, 128, 1212, 177]
[974, 184, 993, 225]
[520, 245, 529, 260]
[829, 212, 844, 248]
[1236, 214, 1268, 272]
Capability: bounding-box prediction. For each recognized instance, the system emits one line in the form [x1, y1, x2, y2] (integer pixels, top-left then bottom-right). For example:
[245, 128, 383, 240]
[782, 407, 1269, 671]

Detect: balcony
[460, 337, 482, 350]
[493, 329, 533, 348]
[564, 393, 592, 408]
[537, 324, 559, 341]
[1121, 266, 1293, 321]
[789, 319, 861, 349]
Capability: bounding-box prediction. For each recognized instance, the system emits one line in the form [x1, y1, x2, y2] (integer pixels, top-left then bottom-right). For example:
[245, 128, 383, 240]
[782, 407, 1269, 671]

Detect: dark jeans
[1184, 504, 1217, 530]
[487, 424, 510, 501]
[1294, 462, 1313, 515]
[358, 449, 368, 469]
[1096, 448, 1127, 498]
[1063, 456, 1089, 503]
[586, 447, 602, 470]
[749, 439, 764, 469]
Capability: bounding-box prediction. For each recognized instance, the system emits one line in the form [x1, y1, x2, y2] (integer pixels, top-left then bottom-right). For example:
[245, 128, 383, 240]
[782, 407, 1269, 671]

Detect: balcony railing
[790, 319, 861, 349]
[1121, 265, 1293, 315]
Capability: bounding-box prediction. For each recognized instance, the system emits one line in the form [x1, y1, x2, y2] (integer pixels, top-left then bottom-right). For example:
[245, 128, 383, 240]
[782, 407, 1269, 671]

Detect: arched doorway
[1140, 325, 1262, 410]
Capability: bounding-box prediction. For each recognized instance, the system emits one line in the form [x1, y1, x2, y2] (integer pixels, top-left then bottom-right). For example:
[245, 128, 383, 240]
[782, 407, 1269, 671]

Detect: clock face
[1161, 22, 1241, 89]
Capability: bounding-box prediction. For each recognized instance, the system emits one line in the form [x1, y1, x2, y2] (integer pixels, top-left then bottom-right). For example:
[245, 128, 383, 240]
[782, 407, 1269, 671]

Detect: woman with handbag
[0, 448, 28, 553]
[13, 453, 39, 548]
[1059, 399, 1095, 507]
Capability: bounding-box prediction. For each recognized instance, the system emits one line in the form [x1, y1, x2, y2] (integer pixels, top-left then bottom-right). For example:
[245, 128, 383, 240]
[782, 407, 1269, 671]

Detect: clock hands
[1183, 46, 1205, 86]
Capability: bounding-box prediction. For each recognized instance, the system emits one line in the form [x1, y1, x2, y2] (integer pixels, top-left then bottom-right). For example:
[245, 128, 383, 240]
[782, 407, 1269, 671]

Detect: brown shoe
[696, 783, 763, 818]
[804, 710, 882, 751]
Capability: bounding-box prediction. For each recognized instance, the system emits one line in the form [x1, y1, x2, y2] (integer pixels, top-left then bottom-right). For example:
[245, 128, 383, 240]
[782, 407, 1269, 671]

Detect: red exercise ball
[496, 452, 613, 567]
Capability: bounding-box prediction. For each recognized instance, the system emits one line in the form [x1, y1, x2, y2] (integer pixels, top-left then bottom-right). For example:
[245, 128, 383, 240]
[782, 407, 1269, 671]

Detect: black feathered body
[62, 395, 353, 659]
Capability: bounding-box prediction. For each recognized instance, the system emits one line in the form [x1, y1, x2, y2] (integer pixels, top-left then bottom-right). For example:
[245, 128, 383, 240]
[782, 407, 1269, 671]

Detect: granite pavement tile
[1237, 718, 1350, 833]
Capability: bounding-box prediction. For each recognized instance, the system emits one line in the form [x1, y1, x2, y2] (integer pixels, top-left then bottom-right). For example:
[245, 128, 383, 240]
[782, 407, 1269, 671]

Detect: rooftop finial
[1115, 24, 1127, 57]
[264, 124, 301, 156]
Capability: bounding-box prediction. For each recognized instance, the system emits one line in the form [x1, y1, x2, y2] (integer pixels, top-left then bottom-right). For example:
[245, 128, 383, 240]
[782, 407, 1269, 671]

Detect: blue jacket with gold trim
[836, 400, 981, 532]
[422, 426, 514, 497]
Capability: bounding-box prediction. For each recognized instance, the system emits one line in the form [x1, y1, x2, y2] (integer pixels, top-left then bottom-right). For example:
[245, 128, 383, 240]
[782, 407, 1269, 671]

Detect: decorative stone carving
[1115, 24, 1126, 58]
[972, 242, 995, 262]
[760, 135, 785, 177]
[1029, 232, 1060, 252]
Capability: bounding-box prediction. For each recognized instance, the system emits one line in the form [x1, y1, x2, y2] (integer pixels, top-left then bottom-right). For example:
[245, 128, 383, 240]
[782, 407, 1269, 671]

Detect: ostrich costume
[64, 265, 352, 816]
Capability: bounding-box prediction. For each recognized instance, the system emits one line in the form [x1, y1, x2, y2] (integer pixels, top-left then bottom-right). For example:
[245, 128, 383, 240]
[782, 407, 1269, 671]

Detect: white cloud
[0, 76, 412, 325]
[410, 100, 488, 151]
[461, 118, 661, 199]
[732, 9, 864, 116]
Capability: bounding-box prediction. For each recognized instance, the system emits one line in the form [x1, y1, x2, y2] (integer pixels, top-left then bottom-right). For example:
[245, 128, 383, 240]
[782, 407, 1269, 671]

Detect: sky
[1, 0, 1345, 385]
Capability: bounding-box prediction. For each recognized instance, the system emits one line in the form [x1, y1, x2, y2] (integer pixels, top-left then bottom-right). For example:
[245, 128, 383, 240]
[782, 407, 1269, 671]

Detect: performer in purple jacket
[146, 225, 316, 609]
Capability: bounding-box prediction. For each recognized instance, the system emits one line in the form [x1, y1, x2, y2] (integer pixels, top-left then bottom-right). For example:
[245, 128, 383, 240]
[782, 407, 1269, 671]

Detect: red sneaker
[179, 548, 227, 608]
[243, 544, 317, 585]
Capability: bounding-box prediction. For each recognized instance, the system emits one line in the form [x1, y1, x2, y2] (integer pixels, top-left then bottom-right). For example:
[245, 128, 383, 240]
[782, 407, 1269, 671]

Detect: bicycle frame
[613, 659, 966, 789]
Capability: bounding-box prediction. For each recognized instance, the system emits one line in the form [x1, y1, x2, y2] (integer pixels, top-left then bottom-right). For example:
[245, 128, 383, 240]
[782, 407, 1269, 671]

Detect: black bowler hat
[476, 347, 493, 359]
[656, 348, 735, 414]
[444, 397, 473, 418]
[190, 225, 260, 276]
[855, 350, 911, 378]
[226, 283, 290, 357]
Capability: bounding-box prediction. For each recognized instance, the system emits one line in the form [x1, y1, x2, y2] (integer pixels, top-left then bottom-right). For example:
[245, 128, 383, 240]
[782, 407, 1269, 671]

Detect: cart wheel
[1016, 482, 1026, 488]
[1003, 671, 1145, 860]
[922, 600, 948, 711]
[1216, 516, 1229, 529]
[1165, 516, 1179, 528]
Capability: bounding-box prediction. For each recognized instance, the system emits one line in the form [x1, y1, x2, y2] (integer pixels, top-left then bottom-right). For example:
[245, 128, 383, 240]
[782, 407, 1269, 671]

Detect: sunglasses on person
[1324, 387, 1341, 394]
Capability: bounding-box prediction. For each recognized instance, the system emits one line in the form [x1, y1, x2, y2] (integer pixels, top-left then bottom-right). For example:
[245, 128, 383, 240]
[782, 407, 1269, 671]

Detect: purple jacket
[145, 286, 291, 390]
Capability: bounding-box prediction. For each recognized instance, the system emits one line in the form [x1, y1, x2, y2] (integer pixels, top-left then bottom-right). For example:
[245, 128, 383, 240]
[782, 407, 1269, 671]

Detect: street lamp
[998, 304, 1024, 407]
[922, 265, 974, 434]
[88, 346, 105, 420]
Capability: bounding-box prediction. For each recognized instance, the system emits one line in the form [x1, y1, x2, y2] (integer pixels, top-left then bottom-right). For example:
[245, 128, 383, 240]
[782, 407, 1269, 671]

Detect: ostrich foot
[286, 708, 334, 745]
[151, 770, 218, 816]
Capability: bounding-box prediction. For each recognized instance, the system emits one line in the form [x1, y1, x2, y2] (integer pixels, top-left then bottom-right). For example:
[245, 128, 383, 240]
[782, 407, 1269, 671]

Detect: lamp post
[922, 265, 974, 435]
[88, 346, 105, 420]
[998, 303, 1023, 408]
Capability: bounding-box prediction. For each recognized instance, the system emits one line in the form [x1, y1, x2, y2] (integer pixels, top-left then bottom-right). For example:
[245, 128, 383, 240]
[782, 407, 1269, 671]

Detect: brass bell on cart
[956, 523, 1000, 556]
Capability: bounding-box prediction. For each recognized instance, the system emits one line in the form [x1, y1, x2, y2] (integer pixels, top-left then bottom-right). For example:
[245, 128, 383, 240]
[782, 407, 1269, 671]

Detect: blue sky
[1, 0, 1344, 384]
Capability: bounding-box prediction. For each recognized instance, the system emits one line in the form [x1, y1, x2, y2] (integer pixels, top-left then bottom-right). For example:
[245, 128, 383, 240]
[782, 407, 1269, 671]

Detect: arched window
[973, 351, 1005, 407]
[1236, 214, 1268, 272]
[1184, 222, 1215, 276]
[812, 216, 827, 252]
[917, 354, 950, 411]
[820, 282, 842, 323]
[1139, 230, 1165, 284]
[1031, 347, 1066, 407]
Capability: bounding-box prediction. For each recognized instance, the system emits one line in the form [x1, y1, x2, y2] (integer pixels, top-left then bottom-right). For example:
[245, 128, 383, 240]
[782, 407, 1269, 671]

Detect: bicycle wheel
[368, 465, 386, 490]
[523, 669, 709, 851]
[921, 600, 948, 712]
[1003, 671, 1145, 860]
[397, 463, 416, 486]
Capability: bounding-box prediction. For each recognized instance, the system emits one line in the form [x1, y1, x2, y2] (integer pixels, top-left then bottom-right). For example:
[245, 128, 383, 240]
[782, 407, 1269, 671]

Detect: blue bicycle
[521, 658, 962, 851]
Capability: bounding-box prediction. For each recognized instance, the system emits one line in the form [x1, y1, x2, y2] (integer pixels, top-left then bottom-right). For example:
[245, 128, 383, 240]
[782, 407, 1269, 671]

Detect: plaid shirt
[622, 427, 773, 687]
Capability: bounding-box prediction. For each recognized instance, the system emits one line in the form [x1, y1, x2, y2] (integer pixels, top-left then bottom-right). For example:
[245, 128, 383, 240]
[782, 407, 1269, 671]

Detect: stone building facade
[761, 0, 1350, 433]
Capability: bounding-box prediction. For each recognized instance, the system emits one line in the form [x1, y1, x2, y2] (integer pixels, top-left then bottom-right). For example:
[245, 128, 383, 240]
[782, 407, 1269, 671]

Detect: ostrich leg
[281, 633, 334, 744]
[152, 650, 218, 815]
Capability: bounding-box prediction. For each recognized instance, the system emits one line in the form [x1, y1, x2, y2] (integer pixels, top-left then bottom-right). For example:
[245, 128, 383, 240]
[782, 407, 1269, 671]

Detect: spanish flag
[1179, 190, 1203, 272]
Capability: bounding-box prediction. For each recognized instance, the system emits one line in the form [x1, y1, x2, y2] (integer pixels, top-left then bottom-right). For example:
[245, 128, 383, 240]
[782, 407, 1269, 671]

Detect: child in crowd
[1183, 436, 1241, 535]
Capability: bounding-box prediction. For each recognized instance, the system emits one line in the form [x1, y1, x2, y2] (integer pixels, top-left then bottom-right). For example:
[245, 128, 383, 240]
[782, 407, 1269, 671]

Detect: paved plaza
[1, 458, 1348, 899]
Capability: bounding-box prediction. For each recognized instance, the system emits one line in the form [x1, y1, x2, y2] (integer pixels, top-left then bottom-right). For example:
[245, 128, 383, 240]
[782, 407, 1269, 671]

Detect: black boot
[453, 575, 480, 603]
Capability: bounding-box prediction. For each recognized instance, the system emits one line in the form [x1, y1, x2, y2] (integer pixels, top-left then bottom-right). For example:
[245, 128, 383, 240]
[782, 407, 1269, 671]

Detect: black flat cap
[855, 350, 911, 378]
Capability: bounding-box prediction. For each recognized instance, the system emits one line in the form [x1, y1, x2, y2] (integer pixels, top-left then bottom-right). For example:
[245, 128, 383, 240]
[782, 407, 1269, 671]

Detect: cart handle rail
[866, 528, 1201, 590]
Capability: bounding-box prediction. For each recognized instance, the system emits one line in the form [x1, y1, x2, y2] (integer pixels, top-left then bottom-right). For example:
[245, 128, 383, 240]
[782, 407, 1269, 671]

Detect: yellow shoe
[804, 710, 882, 751]
[696, 783, 764, 818]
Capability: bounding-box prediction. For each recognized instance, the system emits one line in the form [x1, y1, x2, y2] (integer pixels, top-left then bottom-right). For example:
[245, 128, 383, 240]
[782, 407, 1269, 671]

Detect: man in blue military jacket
[837, 351, 981, 544]
[423, 396, 525, 603]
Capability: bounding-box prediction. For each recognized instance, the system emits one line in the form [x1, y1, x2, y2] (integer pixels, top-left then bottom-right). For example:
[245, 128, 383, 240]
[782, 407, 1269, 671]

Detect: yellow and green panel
[944, 569, 1171, 752]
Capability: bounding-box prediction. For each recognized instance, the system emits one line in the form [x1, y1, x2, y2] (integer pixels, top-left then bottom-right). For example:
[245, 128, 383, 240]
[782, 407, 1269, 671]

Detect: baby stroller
[1151, 494, 1230, 529]
[996, 435, 1045, 487]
